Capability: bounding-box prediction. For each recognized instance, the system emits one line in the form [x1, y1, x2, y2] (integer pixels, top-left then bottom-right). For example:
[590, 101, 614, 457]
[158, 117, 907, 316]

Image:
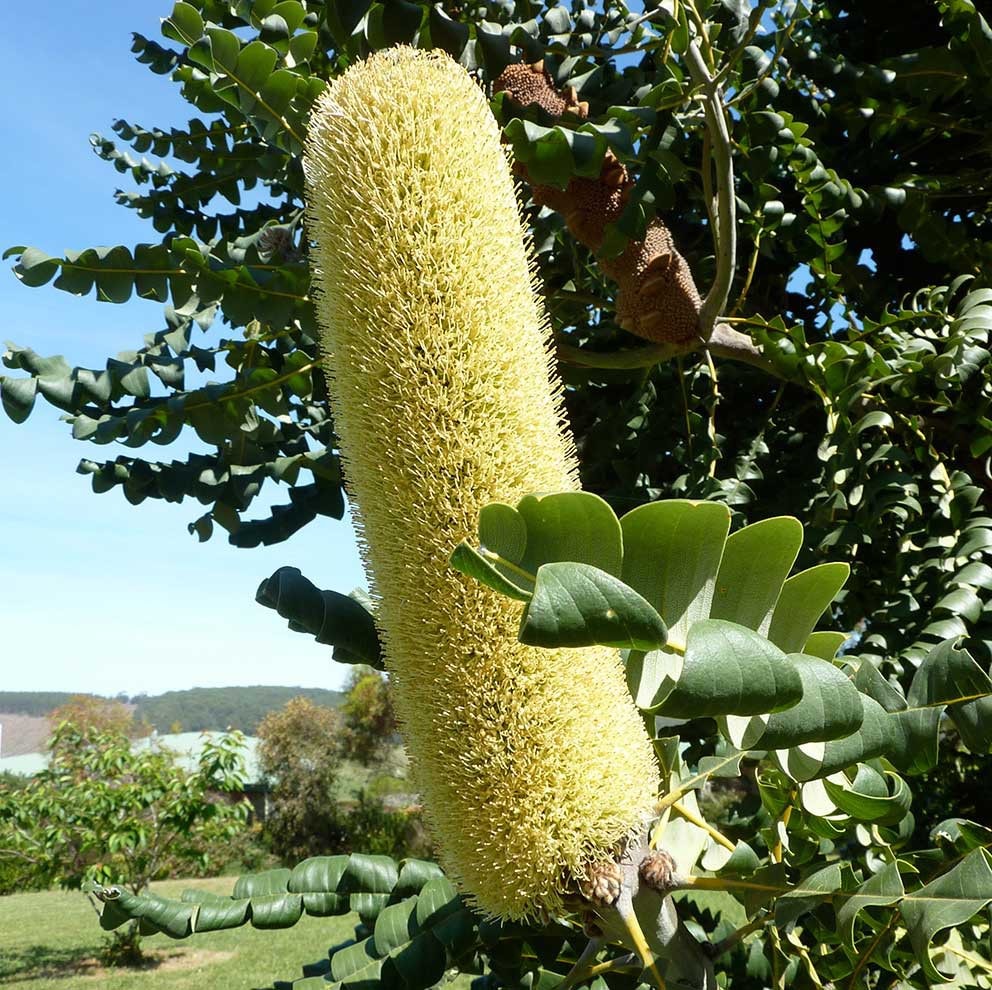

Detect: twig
[847, 914, 898, 990]
[727, 230, 762, 319]
[711, 913, 769, 957]
[671, 799, 735, 851]
[729, 8, 801, 108]
[616, 899, 668, 989]
[557, 937, 606, 990]
[711, 2, 773, 87]
[684, 40, 737, 336]
[706, 322, 783, 378]
[677, 356, 694, 459]
[700, 129, 716, 230]
[771, 790, 796, 864]
[555, 335, 687, 369]
[585, 954, 642, 978]
[703, 348, 720, 477]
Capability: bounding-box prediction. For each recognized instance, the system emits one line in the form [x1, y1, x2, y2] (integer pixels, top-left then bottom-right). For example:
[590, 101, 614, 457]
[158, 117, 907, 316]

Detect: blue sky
[0, 1, 365, 696]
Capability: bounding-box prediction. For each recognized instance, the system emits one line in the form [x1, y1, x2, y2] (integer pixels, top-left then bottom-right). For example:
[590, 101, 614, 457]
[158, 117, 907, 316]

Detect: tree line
[0, 685, 344, 735]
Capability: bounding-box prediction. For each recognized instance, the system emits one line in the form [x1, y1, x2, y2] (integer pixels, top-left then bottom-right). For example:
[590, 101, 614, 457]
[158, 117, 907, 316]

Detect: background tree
[46, 694, 145, 744]
[6, 0, 992, 986]
[340, 666, 395, 766]
[0, 721, 248, 961]
[256, 695, 345, 862]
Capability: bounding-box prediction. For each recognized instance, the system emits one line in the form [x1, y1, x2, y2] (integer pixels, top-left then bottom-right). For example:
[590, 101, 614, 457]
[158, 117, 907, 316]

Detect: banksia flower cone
[303, 48, 659, 920]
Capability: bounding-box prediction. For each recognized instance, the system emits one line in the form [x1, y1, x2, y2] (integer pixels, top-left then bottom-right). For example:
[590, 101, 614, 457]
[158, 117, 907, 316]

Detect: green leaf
[503, 120, 611, 189]
[519, 562, 667, 651]
[802, 630, 848, 660]
[823, 765, 912, 824]
[89, 853, 433, 939]
[514, 492, 623, 577]
[248, 893, 304, 929]
[365, 0, 425, 49]
[12, 247, 60, 287]
[710, 517, 803, 633]
[909, 638, 992, 754]
[162, 1, 204, 46]
[0, 375, 37, 423]
[653, 620, 802, 718]
[767, 562, 850, 654]
[186, 892, 251, 932]
[99, 888, 194, 938]
[479, 501, 528, 568]
[543, 4, 571, 35]
[233, 868, 292, 897]
[449, 541, 533, 601]
[327, 876, 472, 990]
[455, 491, 623, 601]
[725, 653, 864, 750]
[855, 641, 992, 774]
[775, 694, 891, 781]
[775, 863, 849, 929]
[620, 500, 731, 650]
[627, 648, 682, 711]
[256, 567, 383, 668]
[900, 849, 992, 983]
[330, 934, 386, 985]
[428, 6, 470, 55]
[931, 818, 992, 856]
[836, 861, 906, 950]
[854, 661, 940, 775]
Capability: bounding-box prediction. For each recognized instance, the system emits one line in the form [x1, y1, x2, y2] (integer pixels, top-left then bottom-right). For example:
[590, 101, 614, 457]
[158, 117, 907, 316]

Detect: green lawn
[0, 877, 356, 989]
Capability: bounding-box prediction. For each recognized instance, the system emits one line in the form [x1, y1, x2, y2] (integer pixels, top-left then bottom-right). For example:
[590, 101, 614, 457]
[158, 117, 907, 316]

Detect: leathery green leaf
[654, 619, 802, 718]
[724, 653, 863, 750]
[520, 561, 667, 651]
[775, 694, 890, 781]
[710, 517, 803, 633]
[767, 562, 850, 654]
[836, 861, 907, 950]
[626, 647, 682, 710]
[514, 491, 623, 577]
[620, 500, 731, 649]
[909, 638, 992, 754]
[803, 630, 848, 660]
[900, 849, 992, 983]
[823, 764, 913, 824]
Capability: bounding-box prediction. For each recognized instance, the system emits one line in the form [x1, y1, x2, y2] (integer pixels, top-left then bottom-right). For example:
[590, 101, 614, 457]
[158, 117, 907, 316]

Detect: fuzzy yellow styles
[303, 48, 659, 920]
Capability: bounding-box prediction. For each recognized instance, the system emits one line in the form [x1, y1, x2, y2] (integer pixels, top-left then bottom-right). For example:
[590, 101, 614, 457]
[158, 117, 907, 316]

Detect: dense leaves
[93, 852, 445, 935]
[0, 722, 248, 895]
[6, 0, 992, 986]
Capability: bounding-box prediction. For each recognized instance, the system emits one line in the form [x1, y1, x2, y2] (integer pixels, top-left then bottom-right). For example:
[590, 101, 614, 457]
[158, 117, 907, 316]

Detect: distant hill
[133, 687, 344, 734]
[0, 693, 81, 717]
[0, 686, 343, 737]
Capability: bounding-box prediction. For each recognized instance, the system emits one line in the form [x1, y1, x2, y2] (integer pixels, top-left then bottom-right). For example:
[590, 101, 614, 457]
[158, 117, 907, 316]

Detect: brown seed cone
[497, 63, 702, 346]
[578, 858, 624, 907]
[639, 849, 679, 893]
[494, 61, 589, 119]
[602, 224, 702, 345]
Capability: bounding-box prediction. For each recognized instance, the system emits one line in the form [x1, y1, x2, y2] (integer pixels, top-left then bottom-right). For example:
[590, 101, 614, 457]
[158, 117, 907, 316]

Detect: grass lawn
[0, 876, 356, 989]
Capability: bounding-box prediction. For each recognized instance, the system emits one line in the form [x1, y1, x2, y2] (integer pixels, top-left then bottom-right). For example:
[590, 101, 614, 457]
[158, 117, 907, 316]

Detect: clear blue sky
[0, 2, 365, 696]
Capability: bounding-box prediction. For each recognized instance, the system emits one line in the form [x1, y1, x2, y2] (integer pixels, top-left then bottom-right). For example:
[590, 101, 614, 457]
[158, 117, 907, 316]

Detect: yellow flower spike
[303, 48, 659, 920]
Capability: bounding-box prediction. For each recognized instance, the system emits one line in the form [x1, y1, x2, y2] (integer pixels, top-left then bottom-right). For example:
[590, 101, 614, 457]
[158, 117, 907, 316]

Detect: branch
[683, 40, 736, 336]
[581, 841, 717, 990]
[706, 322, 780, 376]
